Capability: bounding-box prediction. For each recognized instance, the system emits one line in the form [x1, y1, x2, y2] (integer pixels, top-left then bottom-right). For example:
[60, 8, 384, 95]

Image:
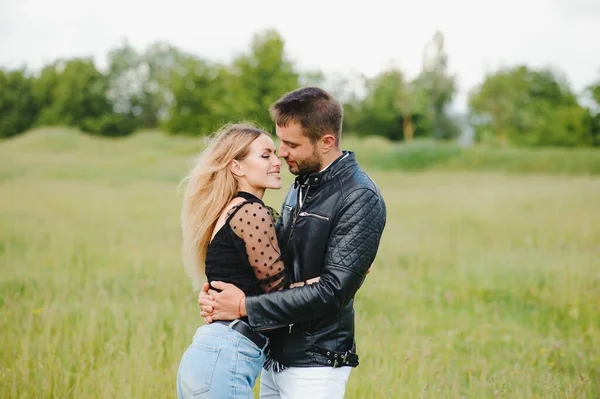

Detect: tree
[469, 65, 593, 146]
[164, 56, 234, 135]
[33, 58, 111, 128]
[0, 68, 38, 138]
[230, 30, 299, 130]
[356, 68, 415, 141]
[413, 31, 458, 140]
[106, 41, 191, 129]
[32, 58, 136, 136]
[105, 40, 144, 127]
[584, 77, 600, 145]
[589, 79, 600, 105]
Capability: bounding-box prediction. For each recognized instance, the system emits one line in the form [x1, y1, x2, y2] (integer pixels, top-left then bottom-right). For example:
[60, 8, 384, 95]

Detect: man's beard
[289, 148, 322, 176]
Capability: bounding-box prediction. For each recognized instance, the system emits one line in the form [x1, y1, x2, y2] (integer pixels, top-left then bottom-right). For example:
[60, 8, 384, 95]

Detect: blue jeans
[177, 321, 269, 398]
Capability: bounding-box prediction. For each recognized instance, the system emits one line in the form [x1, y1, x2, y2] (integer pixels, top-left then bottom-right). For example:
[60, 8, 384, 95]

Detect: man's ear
[321, 134, 337, 153]
[229, 160, 245, 177]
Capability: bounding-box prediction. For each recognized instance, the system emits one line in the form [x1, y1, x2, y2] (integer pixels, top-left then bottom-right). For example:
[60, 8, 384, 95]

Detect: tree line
[1, 29, 599, 146]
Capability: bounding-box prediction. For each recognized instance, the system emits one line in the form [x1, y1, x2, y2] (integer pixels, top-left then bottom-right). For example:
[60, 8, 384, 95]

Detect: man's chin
[288, 166, 300, 175]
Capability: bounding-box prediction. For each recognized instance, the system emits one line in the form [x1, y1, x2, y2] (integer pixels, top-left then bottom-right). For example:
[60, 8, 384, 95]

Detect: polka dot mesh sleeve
[229, 201, 286, 292]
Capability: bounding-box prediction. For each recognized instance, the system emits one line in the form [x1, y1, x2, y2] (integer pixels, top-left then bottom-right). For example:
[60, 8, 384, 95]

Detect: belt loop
[222, 319, 269, 351]
[261, 335, 270, 352]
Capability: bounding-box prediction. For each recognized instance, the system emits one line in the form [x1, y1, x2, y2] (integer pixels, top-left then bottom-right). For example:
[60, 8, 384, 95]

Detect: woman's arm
[229, 201, 286, 293]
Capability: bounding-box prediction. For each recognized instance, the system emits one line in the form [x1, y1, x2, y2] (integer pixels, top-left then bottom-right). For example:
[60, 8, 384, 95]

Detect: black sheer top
[205, 192, 286, 297]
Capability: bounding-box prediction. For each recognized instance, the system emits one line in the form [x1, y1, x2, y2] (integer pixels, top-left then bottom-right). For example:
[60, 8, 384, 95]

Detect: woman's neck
[236, 184, 265, 199]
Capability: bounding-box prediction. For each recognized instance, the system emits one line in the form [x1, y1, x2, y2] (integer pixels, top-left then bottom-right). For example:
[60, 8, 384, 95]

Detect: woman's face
[237, 134, 282, 192]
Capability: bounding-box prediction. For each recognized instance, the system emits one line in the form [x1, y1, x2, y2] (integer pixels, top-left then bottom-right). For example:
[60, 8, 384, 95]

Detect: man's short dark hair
[269, 87, 343, 145]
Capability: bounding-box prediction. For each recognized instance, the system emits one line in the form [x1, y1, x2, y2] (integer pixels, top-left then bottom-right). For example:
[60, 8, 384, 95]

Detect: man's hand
[198, 281, 246, 322]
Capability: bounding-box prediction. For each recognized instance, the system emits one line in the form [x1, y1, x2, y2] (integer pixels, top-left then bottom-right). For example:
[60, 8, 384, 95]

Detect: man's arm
[199, 188, 386, 326]
[244, 187, 386, 330]
[199, 277, 321, 324]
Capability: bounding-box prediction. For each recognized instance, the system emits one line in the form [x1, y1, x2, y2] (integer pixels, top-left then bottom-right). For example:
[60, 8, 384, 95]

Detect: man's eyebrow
[282, 139, 299, 146]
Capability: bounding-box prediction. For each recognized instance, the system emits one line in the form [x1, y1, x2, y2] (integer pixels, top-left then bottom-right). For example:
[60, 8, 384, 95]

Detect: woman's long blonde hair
[181, 123, 267, 289]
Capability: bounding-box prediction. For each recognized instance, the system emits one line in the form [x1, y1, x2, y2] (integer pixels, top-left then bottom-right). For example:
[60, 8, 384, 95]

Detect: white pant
[259, 366, 352, 399]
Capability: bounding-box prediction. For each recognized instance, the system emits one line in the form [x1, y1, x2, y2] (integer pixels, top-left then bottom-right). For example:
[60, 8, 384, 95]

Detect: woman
[176, 123, 307, 398]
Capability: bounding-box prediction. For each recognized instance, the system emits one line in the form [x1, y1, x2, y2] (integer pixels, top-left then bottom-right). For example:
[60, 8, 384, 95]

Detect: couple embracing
[176, 87, 387, 398]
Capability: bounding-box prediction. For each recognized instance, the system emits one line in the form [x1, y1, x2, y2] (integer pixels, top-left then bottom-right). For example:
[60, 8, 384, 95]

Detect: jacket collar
[294, 151, 356, 188]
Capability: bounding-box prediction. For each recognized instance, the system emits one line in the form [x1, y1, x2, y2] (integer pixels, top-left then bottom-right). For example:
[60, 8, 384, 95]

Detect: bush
[0, 69, 38, 138]
[80, 113, 138, 137]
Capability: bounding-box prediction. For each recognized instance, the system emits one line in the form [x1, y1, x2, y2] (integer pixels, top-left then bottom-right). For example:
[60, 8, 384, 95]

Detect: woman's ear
[229, 160, 245, 177]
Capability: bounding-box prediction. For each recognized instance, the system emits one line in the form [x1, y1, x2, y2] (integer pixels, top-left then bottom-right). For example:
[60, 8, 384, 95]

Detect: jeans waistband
[214, 319, 268, 351]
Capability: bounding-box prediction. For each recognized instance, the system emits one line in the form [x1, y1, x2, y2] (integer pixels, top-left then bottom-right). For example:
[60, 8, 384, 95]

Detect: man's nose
[278, 144, 288, 158]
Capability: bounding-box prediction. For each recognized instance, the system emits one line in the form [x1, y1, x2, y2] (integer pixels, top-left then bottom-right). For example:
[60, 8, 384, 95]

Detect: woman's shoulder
[226, 198, 271, 221]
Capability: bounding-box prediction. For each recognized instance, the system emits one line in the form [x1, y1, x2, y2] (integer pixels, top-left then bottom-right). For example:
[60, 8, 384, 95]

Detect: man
[199, 87, 387, 398]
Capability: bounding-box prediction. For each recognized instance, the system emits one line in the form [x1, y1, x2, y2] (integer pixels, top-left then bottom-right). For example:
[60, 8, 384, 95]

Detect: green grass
[350, 137, 600, 175]
[1, 128, 599, 398]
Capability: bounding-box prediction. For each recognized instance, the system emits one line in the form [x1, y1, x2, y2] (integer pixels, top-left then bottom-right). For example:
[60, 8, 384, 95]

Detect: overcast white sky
[1, 0, 599, 111]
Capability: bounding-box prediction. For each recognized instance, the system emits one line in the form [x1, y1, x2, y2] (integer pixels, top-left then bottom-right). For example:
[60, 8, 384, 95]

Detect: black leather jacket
[246, 151, 387, 368]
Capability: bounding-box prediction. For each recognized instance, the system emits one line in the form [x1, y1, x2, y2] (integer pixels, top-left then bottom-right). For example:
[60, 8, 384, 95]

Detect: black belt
[215, 320, 268, 350]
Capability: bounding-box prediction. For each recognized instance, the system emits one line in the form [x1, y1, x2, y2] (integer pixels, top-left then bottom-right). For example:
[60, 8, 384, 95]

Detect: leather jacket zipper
[289, 189, 304, 232]
[279, 184, 310, 335]
[287, 186, 310, 253]
[298, 211, 330, 221]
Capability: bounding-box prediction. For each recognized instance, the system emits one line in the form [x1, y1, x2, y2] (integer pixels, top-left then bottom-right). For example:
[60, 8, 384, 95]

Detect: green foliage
[0, 69, 38, 138]
[29, 58, 136, 137]
[1, 29, 599, 146]
[105, 40, 146, 128]
[343, 136, 600, 175]
[164, 59, 234, 134]
[585, 78, 600, 145]
[348, 69, 425, 142]
[349, 32, 458, 142]
[588, 78, 600, 105]
[80, 113, 140, 137]
[363, 140, 463, 169]
[229, 29, 299, 131]
[107, 41, 191, 130]
[33, 58, 112, 128]
[469, 66, 594, 147]
[163, 29, 299, 135]
[357, 69, 409, 141]
[413, 31, 459, 140]
[588, 113, 600, 146]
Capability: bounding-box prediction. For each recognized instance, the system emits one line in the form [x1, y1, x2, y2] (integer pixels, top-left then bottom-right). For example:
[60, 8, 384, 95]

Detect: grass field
[1, 128, 599, 398]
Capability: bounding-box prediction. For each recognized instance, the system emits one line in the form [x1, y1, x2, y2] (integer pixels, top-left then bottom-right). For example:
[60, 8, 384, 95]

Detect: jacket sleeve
[245, 188, 387, 330]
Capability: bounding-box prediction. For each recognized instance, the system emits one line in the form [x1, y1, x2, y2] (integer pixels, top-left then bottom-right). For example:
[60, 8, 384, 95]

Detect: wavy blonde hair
[181, 122, 267, 289]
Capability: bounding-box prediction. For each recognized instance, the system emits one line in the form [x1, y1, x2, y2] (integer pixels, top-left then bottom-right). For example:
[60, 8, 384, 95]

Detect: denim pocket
[179, 343, 220, 396]
[237, 337, 263, 362]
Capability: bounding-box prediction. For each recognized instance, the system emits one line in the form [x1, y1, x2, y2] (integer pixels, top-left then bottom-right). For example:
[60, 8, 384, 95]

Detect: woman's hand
[288, 263, 373, 289]
[289, 276, 320, 288]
